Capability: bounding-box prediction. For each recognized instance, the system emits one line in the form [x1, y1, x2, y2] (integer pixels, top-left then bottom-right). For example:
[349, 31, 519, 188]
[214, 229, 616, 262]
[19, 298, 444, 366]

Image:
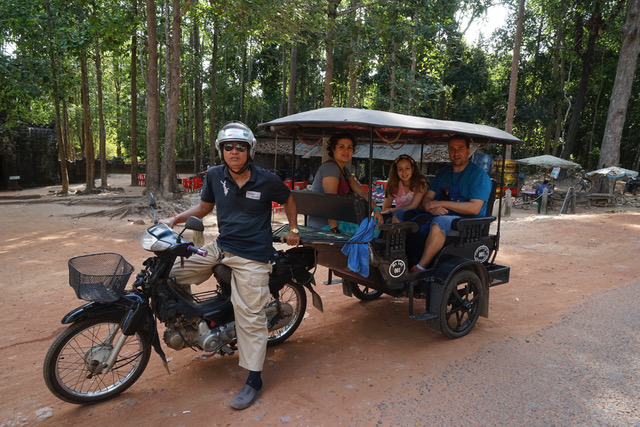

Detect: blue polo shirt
[201, 164, 291, 263]
[429, 161, 491, 217]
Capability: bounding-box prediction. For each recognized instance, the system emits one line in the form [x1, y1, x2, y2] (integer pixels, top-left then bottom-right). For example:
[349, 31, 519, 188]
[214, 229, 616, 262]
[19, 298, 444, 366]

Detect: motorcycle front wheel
[266, 282, 307, 346]
[43, 312, 151, 404]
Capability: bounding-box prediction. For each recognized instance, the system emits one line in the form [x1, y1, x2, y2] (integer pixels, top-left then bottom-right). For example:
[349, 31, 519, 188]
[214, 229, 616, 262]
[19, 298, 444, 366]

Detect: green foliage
[1, 0, 637, 169]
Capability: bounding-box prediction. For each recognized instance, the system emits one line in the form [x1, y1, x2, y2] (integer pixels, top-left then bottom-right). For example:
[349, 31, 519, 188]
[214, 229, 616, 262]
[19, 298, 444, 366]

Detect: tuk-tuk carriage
[260, 108, 521, 339]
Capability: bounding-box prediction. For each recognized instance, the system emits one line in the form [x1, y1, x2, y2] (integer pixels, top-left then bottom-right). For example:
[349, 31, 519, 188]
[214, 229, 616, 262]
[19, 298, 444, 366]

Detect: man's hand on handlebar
[159, 216, 180, 228]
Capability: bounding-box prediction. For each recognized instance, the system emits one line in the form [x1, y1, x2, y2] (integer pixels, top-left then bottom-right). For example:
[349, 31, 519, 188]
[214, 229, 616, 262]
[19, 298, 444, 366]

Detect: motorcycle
[43, 194, 321, 404]
[576, 174, 593, 192]
[624, 177, 640, 195]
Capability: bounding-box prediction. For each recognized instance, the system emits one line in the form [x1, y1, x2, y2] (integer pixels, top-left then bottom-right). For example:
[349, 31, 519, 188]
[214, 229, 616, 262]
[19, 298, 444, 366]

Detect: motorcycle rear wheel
[267, 282, 307, 346]
[43, 313, 151, 404]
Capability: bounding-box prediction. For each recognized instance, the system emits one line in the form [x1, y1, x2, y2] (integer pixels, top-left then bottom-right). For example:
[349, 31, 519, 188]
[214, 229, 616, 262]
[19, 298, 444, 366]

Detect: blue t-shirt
[535, 184, 550, 196]
[428, 161, 492, 217]
[201, 164, 291, 263]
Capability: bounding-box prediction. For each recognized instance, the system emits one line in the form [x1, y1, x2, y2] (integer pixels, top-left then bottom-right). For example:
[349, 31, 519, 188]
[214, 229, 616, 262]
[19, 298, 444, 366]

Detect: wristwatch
[290, 227, 299, 234]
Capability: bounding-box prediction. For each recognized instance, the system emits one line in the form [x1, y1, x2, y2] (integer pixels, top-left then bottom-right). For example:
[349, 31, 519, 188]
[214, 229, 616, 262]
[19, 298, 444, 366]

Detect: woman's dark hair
[327, 132, 357, 158]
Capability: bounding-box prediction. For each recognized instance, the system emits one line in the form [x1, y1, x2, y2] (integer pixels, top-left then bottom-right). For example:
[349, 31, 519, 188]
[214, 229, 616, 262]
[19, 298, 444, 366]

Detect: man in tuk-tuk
[410, 136, 492, 272]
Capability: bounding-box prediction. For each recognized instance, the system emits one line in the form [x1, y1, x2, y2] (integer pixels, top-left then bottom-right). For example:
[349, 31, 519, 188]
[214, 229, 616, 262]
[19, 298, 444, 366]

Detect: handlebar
[187, 245, 208, 257]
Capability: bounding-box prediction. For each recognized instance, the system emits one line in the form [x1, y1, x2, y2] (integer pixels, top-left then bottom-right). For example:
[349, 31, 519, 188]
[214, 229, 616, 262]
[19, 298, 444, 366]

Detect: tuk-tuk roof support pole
[368, 129, 374, 212]
[496, 142, 507, 237]
[290, 130, 297, 187]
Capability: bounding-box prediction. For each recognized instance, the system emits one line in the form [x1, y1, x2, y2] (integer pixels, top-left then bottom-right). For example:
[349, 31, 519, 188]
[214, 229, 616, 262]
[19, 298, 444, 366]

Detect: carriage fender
[430, 257, 490, 318]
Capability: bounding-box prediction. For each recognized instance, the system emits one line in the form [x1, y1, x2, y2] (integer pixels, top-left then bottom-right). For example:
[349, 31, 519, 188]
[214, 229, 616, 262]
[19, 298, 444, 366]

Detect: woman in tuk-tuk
[307, 132, 384, 233]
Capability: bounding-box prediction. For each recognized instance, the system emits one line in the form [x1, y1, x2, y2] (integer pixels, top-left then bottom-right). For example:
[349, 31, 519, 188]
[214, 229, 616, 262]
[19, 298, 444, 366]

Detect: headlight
[140, 228, 172, 252]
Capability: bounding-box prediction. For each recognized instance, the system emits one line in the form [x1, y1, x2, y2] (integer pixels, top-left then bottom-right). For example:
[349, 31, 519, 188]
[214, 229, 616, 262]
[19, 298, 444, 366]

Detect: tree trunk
[209, 13, 218, 165]
[505, 0, 526, 160]
[45, 2, 69, 194]
[161, 0, 182, 194]
[324, 0, 339, 108]
[546, 6, 567, 155]
[194, 1, 203, 172]
[562, 4, 602, 159]
[80, 53, 95, 190]
[389, 38, 396, 112]
[288, 45, 297, 115]
[408, 35, 417, 112]
[63, 99, 72, 161]
[114, 60, 122, 158]
[95, 46, 108, 187]
[562, 0, 626, 159]
[599, 0, 640, 168]
[280, 45, 287, 117]
[145, 0, 161, 191]
[130, 8, 139, 187]
[187, 79, 194, 165]
[244, 44, 254, 122]
[348, 0, 358, 108]
[52, 72, 69, 194]
[241, 43, 246, 116]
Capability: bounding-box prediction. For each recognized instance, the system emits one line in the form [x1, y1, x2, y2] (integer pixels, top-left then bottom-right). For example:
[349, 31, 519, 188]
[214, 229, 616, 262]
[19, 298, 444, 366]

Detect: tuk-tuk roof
[258, 107, 523, 146]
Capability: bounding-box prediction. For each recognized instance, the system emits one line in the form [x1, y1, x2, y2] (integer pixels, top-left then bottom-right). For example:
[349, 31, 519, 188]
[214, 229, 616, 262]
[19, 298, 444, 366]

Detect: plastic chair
[272, 201, 283, 213]
[192, 178, 203, 191]
[182, 178, 192, 192]
[137, 173, 146, 186]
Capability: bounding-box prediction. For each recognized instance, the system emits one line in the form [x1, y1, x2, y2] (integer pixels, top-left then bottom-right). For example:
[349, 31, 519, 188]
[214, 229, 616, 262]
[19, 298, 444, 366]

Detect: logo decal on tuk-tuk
[474, 245, 490, 263]
[389, 260, 406, 278]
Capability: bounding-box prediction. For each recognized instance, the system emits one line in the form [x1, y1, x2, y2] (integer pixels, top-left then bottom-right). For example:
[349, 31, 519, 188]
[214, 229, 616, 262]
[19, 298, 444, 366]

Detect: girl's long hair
[385, 155, 427, 198]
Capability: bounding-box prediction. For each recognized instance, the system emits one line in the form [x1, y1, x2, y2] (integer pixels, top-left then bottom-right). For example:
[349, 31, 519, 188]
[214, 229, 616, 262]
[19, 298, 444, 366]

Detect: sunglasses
[223, 142, 248, 152]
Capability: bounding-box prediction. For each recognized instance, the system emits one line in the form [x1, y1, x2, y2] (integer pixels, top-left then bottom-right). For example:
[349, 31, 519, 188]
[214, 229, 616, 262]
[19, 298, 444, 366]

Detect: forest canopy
[1, 0, 639, 192]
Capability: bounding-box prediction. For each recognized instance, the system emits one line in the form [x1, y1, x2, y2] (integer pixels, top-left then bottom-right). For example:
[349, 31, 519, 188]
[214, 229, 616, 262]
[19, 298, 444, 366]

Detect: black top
[201, 164, 290, 263]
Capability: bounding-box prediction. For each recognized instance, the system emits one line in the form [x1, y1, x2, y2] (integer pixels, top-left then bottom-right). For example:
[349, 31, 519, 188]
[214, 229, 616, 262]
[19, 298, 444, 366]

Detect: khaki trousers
[170, 240, 272, 372]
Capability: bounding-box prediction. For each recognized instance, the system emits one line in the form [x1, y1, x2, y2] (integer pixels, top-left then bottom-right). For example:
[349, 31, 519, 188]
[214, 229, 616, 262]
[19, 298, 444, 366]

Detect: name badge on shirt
[246, 190, 261, 200]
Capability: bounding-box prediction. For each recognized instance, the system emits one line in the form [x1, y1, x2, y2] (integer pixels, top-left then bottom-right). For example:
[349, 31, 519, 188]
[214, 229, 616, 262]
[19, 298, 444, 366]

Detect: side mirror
[149, 193, 158, 224]
[184, 216, 204, 232]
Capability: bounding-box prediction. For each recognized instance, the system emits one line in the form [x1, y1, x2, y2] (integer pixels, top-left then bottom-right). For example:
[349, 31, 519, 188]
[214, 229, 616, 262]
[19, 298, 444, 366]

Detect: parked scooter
[43, 194, 320, 404]
[624, 177, 640, 195]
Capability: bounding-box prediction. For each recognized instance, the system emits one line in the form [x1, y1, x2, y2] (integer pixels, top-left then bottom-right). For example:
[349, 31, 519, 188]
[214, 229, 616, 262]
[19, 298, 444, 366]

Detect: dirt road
[1, 175, 639, 426]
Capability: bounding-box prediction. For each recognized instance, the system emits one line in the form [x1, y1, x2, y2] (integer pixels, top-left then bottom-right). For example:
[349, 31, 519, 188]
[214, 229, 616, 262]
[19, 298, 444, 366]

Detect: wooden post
[561, 187, 574, 214]
[504, 189, 512, 217]
[540, 188, 548, 214]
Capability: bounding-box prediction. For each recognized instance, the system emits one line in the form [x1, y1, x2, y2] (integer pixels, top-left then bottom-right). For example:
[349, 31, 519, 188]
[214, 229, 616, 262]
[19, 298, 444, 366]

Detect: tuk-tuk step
[487, 264, 510, 287]
[410, 312, 438, 321]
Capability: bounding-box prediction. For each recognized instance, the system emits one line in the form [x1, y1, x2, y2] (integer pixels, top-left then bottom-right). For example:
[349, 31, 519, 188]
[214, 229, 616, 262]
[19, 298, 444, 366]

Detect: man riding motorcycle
[160, 121, 300, 409]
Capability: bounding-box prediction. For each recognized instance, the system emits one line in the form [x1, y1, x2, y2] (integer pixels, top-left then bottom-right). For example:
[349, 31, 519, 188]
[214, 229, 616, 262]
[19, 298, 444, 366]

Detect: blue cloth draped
[340, 217, 377, 277]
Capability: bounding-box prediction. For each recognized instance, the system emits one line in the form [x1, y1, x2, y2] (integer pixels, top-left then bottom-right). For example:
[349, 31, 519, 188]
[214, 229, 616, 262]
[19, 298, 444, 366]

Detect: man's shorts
[431, 215, 461, 236]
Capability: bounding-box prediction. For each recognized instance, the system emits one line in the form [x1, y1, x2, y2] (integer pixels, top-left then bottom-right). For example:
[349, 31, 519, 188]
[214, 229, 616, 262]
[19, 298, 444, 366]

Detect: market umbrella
[585, 166, 638, 179]
[515, 155, 581, 169]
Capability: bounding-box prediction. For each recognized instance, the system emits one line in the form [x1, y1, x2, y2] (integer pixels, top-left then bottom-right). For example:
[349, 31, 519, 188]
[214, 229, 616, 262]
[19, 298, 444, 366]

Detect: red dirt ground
[1, 175, 639, 426]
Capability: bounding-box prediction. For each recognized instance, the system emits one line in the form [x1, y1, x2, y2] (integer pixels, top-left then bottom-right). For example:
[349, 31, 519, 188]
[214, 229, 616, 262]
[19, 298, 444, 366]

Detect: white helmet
[215, 121, 257, 160]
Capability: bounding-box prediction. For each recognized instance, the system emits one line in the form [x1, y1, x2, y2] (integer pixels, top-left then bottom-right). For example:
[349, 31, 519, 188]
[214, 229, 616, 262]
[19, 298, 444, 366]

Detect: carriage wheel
[439, 270, 484, 339]
[348, 281, 383, 301]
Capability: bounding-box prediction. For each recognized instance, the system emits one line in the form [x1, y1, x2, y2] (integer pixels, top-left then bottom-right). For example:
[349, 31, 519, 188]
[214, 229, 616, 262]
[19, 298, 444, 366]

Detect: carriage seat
[292, 191, 370, 228]
[405, 180, 498, 267]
